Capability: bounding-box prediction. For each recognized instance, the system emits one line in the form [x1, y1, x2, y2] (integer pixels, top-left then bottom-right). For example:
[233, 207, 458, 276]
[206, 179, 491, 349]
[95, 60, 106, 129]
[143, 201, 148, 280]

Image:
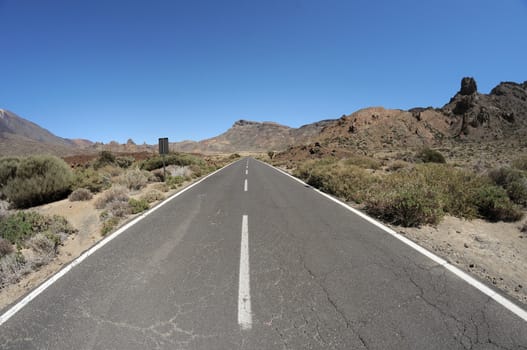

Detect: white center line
[245, 169, 248, 175]
[244, 179, 248, 192]
[238, 215, 252, 330]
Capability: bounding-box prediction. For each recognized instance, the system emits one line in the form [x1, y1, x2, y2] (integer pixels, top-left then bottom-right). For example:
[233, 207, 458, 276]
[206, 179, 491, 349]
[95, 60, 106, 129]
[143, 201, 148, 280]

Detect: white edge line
[0, 159, 241, 326]
[238, 215, 252, 329]
[255, 159, 527, 322]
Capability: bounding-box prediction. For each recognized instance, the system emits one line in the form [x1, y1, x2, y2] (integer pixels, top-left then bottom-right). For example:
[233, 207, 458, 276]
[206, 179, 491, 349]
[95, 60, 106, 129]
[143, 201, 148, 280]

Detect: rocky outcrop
[442, 78, 527, 139]
[460, 77, 478, 95]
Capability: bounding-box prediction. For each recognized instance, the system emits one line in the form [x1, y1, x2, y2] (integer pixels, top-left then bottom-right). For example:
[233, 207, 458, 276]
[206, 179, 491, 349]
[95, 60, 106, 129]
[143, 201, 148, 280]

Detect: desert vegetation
[287, 149, 526, 227]
[0, 211, 76, 287]
[0, 155, 73, 208]
[0, 150, 235, 292]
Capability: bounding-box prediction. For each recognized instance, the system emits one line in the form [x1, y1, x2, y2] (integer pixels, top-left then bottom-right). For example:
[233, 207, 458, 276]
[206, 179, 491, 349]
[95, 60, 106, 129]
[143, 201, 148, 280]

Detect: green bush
[0, 157, 20, 189]
[100, 217, 119, 236]
[93, 151, 116, 169]
[294, 158, 376, 203]
[166, 175, 186, 189]
[416, 148, 446, 164]
[0, 211, 76, 246]
[3, 156, 74, 208]
[365, 180, 443, 227]
[488, 167, 527, 206]
[128, 198, 149, 214]
[73, 167, 111, 193]
[115, 156, 134, 169]
[293, 159, 525, 226]
[472, 185, 523, 222]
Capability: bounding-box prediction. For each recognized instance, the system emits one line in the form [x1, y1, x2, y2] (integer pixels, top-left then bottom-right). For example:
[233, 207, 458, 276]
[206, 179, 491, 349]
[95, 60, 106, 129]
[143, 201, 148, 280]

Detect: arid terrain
[2, 77, 527, 312]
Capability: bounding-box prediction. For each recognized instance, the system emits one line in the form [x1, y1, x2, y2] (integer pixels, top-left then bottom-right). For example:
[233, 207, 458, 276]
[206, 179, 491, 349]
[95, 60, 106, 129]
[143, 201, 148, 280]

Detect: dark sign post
[158, 137, 169, 179]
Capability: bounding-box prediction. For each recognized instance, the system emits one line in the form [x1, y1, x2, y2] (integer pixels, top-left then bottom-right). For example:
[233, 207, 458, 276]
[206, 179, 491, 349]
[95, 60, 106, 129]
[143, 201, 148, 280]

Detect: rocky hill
[274, 77, 527, 161]
[2, 77, 525, 157]
[0, 109, 82, 156]
[172, 119, 332, 153]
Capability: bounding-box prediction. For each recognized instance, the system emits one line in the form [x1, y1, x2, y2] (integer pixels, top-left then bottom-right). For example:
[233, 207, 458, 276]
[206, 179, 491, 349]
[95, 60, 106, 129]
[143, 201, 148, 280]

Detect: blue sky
[1, 0, 526, 144]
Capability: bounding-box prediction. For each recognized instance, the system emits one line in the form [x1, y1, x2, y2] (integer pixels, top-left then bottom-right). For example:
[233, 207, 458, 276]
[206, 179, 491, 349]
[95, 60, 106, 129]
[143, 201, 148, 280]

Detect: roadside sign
[158, 137, 169, 155]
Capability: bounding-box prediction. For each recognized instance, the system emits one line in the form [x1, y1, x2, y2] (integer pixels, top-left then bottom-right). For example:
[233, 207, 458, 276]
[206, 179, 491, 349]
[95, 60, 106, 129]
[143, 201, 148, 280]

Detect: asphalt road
[1, 158, 526, 349]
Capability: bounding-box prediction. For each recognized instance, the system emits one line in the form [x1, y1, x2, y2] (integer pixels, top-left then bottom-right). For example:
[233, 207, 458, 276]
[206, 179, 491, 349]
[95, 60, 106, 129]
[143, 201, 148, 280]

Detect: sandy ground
[0, 182, 182, 311]
[396, 215, 527, 307]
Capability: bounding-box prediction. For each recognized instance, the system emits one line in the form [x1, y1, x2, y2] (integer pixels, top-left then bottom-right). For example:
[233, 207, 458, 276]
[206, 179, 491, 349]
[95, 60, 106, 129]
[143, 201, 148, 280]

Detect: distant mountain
[172, 119, 334, 153]
[3, 77, 525, 158]
[0, 109, 84, 156]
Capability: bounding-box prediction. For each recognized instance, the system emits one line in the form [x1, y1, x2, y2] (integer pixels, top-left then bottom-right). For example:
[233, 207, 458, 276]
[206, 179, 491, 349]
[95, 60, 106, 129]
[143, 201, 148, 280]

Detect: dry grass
[117, 168, 149, 191]
[293, 157, 524, 227]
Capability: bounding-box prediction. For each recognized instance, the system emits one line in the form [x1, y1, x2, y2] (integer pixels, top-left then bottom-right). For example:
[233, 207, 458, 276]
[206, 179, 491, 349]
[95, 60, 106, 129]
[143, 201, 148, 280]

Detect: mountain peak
[233, 119, 260, 127]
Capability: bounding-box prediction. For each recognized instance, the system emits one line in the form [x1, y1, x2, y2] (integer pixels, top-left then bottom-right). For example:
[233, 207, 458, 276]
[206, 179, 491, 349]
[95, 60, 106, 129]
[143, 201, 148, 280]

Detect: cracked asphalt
[1, 158, 526, 349]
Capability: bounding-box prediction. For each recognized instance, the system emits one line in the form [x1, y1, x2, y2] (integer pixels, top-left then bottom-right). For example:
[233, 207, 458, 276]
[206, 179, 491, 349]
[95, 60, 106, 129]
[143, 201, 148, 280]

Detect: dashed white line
[245, 169, 248, 175]
[238, 215, 252, 330]
[244, 179, 248, 192]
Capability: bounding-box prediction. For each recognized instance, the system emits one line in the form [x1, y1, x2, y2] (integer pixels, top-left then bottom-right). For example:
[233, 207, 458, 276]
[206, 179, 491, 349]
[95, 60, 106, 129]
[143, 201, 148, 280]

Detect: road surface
[1, 158, 526, 349]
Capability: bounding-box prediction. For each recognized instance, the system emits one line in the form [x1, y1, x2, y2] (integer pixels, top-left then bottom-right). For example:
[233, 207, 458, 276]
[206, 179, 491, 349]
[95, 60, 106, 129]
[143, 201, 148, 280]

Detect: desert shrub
[140, 153, 202, 171]
[115, 156, 134, 169]
[0, 211, 75, 246]
[106, 200, 131, 218]
[472, 185, 523, 222]
[98, 164, 123, 177]
[0, 238, 13, 258]
[166, 175, 186, 189]
[488, 167, 527, 206]
[230, 153, 241, 159]
[0, 157, 20, 191]
[3, 156, 73, 208]
[512, 155, 527, 171]
[93, 151, 116, 169]
[117, 168, 149, 191]
[365, 180, 443, 227]
[128, 198, 149, 214]
[141, 190, 165, 203]
[0, 252, 29, 287]
[386, 160, 409, 172]
[27, 232, 60, 258]
[68, 188, 93, 201]
[94, 186, 129, 209]
[343, 155, 383, 170]
[73, 167, 111, 193]
[152, 182, 170, 193]
[294, 158, 376, 203]
[100, 217, 119, 235]
[416, 148, 446, 164]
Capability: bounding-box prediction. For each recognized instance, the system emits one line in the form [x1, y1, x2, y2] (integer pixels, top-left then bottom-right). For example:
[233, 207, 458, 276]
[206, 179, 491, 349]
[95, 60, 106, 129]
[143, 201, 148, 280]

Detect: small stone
[519, 284, 523, 289]
[464, 243, 469, 248]
[469, 263, 474, 268]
